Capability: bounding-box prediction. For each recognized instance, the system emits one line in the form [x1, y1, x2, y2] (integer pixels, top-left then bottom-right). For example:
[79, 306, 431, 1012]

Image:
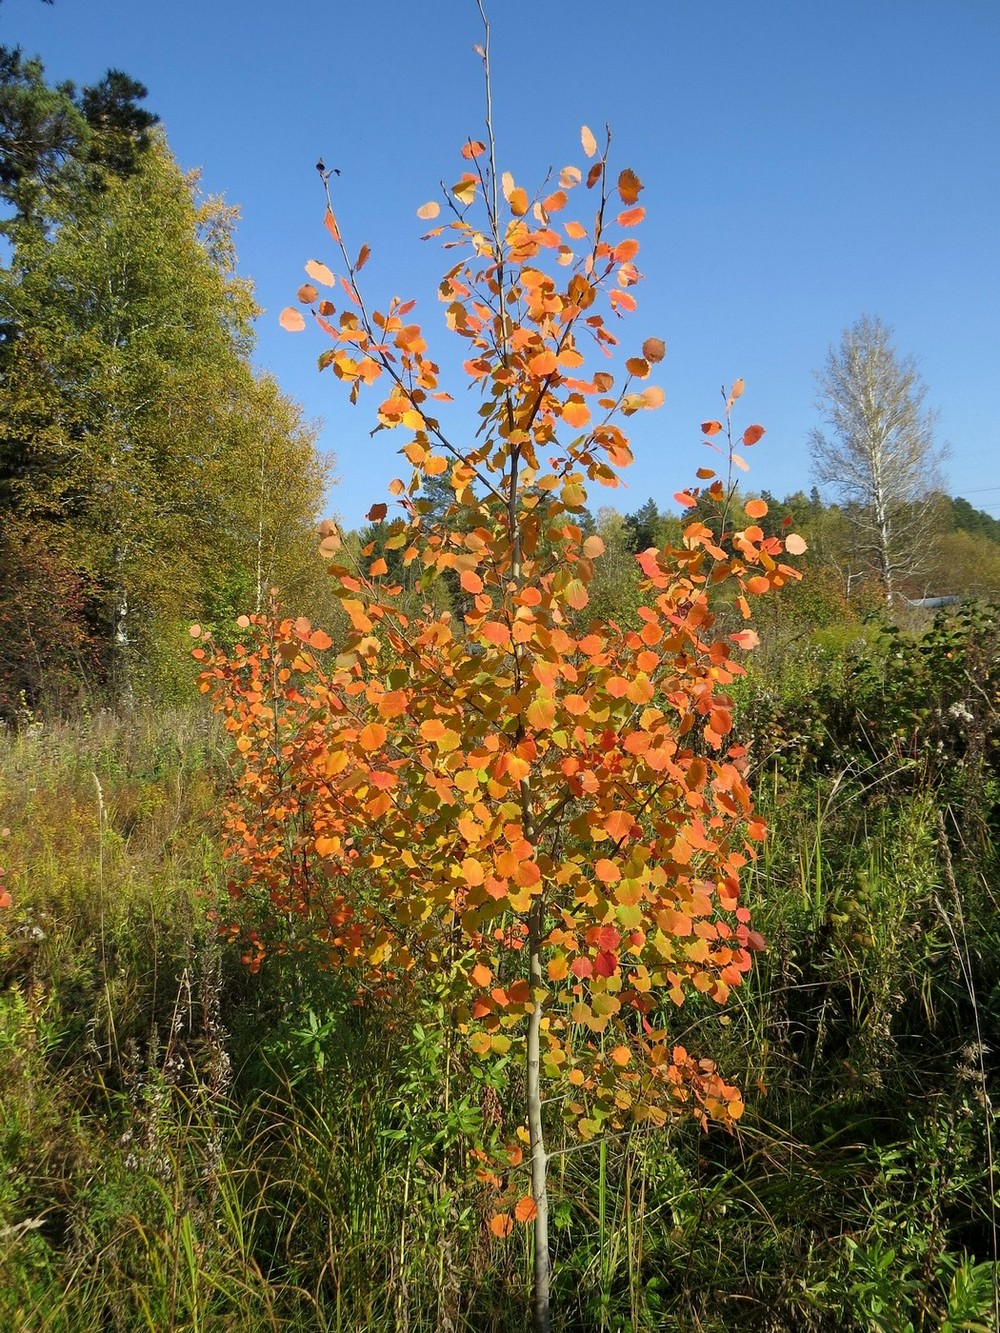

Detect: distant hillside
[947, 495, 1000, 545]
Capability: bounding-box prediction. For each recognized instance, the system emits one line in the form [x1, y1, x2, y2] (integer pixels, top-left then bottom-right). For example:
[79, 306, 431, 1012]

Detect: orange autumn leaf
[617, 206, 645, 227]
[489, 1213, 514, 1238]
[305, 259, 335, 286]
[562, 399, 591, 429]
[514, 1195, 539, 1224]
[528, 350, 559, 377]
[279, 307, 306, 332]
[201, 124, 807, 1210]
[509, 187, 529, 217]
[358, 723, 387, 752]
[617, 168, 642, 204]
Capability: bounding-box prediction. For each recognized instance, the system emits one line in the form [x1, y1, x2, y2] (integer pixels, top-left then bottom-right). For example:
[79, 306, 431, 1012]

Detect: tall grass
[1, 689, 998, 1329]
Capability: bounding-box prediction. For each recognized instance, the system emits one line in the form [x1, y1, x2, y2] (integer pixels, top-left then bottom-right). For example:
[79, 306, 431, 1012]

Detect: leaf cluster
[198, 130, 807, 1173]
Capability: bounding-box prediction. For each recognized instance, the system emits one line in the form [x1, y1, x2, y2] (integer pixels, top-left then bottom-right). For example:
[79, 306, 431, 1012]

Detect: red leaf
[594, 951, 618, 977]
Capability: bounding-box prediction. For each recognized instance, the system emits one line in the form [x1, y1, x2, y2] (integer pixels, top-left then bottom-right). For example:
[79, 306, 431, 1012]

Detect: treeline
[0, 50, 331, 718]
[355, 481, 1000, 637]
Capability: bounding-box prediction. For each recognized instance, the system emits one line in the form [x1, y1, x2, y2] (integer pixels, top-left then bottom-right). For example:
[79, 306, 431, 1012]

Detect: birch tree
[810, 315, 946, 604]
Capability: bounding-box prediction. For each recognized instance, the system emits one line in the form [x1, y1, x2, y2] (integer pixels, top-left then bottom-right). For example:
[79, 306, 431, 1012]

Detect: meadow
[2, 605, 997, 1331]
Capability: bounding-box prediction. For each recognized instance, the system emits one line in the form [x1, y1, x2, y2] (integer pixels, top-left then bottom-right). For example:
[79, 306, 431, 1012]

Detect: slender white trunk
[527, 896, 550, 1333]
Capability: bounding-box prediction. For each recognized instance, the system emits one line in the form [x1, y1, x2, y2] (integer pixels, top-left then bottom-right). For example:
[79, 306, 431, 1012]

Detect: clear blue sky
[5, 0, 999, 529]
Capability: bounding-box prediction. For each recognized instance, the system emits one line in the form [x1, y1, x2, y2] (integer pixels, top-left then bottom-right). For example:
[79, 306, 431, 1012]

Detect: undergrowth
[1, 607, 998, 1330]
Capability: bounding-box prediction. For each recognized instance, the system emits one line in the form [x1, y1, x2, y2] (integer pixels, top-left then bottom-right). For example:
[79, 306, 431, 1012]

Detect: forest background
[2, 3, 1000, 1330]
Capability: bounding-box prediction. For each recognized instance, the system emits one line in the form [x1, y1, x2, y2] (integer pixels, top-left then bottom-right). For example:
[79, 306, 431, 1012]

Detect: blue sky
[5, 0, 999, 529]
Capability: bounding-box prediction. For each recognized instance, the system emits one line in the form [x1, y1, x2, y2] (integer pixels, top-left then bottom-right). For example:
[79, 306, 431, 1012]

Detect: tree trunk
[527, 896, 550, 1333]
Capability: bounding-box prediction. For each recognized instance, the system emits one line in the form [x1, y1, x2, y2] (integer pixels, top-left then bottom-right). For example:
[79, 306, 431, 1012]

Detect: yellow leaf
[563, 578, 589, 610]
[547, 955, 569, 981]
[509, 187, 529, 217]
[526, 694, 556, 731]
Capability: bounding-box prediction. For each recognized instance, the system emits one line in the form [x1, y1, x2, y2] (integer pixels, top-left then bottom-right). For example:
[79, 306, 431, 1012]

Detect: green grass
[1, 687, 998, 1330]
